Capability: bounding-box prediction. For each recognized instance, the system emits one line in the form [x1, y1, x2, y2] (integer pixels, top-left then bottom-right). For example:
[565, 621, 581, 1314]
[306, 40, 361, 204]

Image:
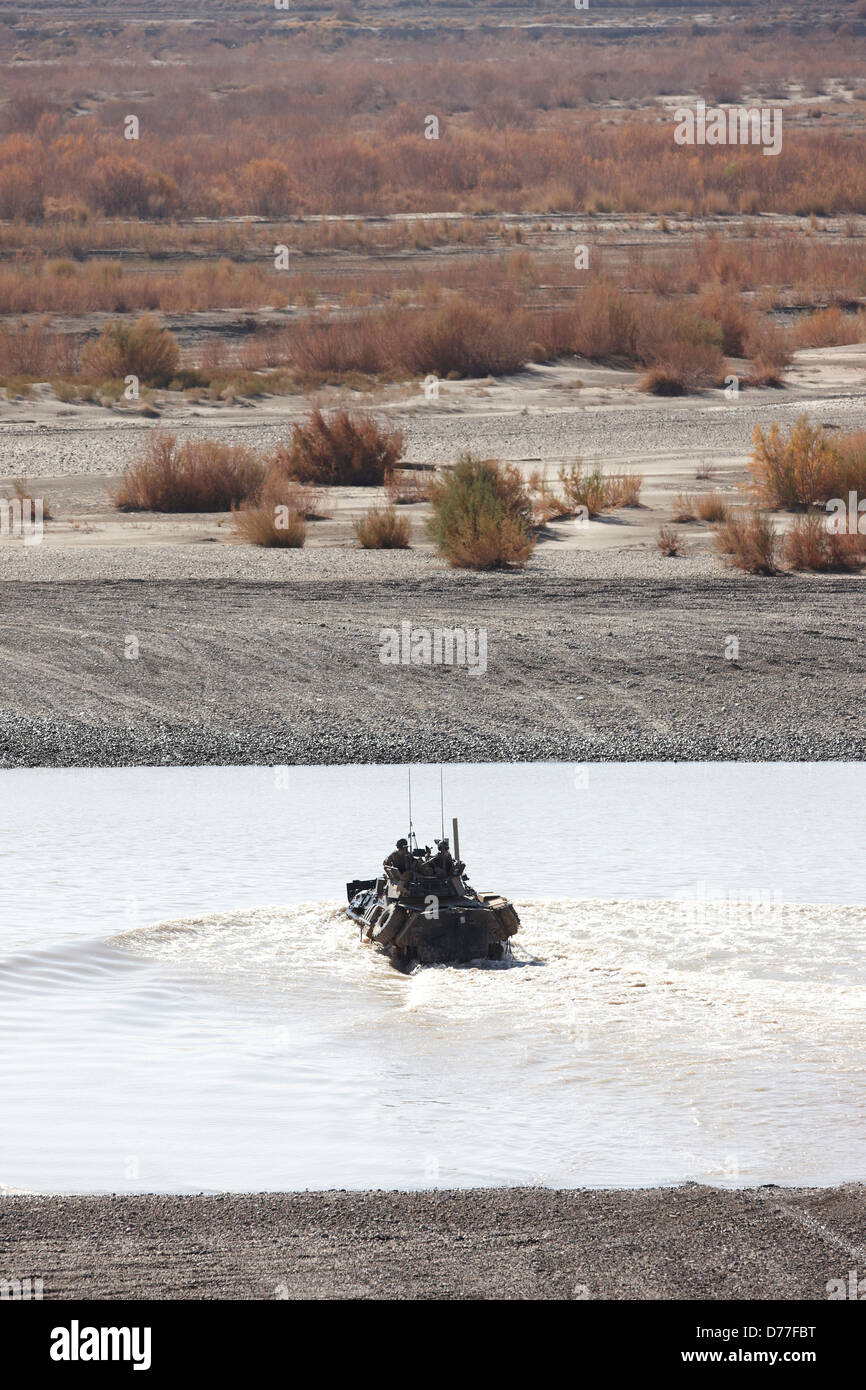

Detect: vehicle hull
[346, 878, 520, 967]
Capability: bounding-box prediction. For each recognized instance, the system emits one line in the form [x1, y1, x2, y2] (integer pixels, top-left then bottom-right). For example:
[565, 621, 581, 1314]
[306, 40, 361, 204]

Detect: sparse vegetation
[671, 492, 696, 523]
[353, 505, 412, 549]
[114, 432, 264, 512]
[81, 314, 179, 387]
[782, 513, 866, 572]
[714, 509, 778, 574]
[276, 410, 404, 487]
[1, 476, 53, 521]
[233, 503, 306, 548]
[657, 525, 681, 556]
[748, 415, 866, 510]
[260, 475, 332, 521]
[528, 470, 571, 525]
[558, 464, 642, 517]
[427, 454, 535, 570]
[384, 468, 430, 506]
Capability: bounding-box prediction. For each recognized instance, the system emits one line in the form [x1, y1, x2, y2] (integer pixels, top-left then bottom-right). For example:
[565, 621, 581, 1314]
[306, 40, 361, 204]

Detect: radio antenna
[440, 767, 445, 841]
[408, 766, 415, 850]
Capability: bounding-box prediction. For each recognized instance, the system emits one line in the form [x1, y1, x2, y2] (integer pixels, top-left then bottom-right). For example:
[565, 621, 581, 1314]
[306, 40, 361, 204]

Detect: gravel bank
[0, 541, 725, 583]
[4, 390, 866, 478]
[0, 572, 864, 765]
[2, 1186, 862, 1299]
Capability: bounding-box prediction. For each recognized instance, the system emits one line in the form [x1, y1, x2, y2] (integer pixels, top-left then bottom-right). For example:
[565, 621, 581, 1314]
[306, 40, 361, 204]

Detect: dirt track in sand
[2, 1185, 864, 1299]
[0, 572, 864, 765]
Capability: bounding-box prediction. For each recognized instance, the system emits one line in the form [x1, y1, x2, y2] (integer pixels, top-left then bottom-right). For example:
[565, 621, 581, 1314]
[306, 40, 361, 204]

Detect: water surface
[1, 763, 864, 1192]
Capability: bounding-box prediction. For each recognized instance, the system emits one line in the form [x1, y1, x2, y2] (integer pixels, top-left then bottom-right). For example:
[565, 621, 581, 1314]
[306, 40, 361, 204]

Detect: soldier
[431, 838, 457, 876]
[384, 838, 414, 881]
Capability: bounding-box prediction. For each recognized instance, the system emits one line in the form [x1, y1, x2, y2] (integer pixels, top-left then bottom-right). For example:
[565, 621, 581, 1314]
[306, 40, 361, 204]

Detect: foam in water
[1, 896, 863, 1193]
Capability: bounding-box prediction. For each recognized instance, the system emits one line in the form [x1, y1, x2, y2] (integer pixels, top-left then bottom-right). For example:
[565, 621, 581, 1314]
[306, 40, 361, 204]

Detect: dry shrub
[782, 513, 866, 572]
[528, 471, 570, 524]
[558, 464, 641, 516]
[82, 313, 179, 386]
[407, 297, 526, 378]
[233, 504, 306, 548]
[657, 525, 681, 556]
[714, 509, 778, 574]
[87, 157, 178, 219]
[384, 467, 429, 505]
[287, 299, 525, 379]
[671, 492, 696, 522]
[114, 432, 265, 511]
[637, 303, 725, 391]
[744, 317, 792, 385]
[835, 430, 866, 497]
[353, 505, 412, 549]
[276, 410, 404, 486]
[695, 491, 729, 523]
[427, 453, 535, 570]
[562, 280, 638, 361]
[749, 415, 843, 509]
[260, 472, 332, 520]
[603, 472, 643, 508]
[639, 367, 689, 396]
[0, 321, 82, 381]
[288, 314, 390, 376]
[697, 287, 753, 357]
[792, 306, 864, 349]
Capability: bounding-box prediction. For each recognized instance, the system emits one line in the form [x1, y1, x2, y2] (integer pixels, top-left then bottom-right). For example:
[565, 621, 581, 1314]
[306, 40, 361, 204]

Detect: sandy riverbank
[2, 1186, 863, 1299]
[1, 350, 865, 572]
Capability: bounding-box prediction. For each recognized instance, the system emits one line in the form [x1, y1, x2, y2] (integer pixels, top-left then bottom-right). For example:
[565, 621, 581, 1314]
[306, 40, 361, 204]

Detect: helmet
[396, 838, 408, 849]
[436, 838, 449, 850]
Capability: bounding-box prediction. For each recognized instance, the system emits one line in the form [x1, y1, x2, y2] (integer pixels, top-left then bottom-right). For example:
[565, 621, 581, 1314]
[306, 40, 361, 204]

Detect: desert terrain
[0, 3, 864, 765]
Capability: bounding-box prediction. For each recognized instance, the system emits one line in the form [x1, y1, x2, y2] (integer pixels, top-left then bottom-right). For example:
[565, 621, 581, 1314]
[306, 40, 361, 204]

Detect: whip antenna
[408, 766, 415, 851]
[440, 767, 445, 841]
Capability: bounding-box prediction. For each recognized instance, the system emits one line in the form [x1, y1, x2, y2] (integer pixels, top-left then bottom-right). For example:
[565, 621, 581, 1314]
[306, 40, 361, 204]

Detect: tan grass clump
[695, 491, 729, 523]
[558, 464, 642, 516]
[82, 313, 179, 386]
[275, 410, 404, 487]
[353, 505, 412, 549]
[749, 415, 851, 509]
[714, 509, 778, 574]
[782, 513, 866, 572]
[233, 504, 306, 548]
[656, 525, 681, 556]
[114, 432, 264, 511]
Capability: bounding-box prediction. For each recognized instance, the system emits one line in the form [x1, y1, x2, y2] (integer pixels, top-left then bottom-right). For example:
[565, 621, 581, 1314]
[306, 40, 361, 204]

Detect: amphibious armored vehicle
[346, 818, 520, 968]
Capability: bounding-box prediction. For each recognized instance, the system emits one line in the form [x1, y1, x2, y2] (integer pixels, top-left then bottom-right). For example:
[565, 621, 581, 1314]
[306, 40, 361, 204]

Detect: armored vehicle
[346, 818, 520, 968]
